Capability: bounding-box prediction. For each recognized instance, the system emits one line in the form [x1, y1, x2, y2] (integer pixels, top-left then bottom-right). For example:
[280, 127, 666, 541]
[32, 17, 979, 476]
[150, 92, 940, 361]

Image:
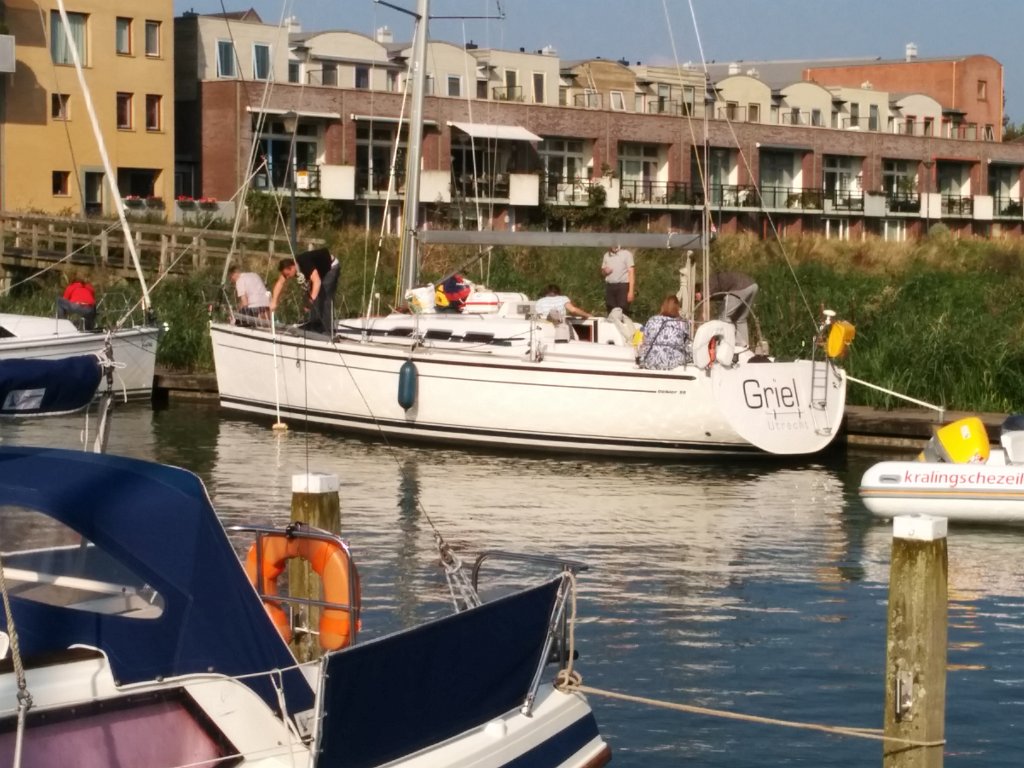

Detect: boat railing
[228, 523, 361, 646]
[470, 550, 588, 714]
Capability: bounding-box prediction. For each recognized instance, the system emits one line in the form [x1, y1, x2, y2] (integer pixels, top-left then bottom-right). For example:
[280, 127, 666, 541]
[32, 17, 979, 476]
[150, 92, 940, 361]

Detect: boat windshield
[0, 504, 164, 619]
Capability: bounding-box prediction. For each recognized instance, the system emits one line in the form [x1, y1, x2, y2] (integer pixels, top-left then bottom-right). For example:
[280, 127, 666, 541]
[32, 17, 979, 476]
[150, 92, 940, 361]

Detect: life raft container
[244, 532, 360, 651]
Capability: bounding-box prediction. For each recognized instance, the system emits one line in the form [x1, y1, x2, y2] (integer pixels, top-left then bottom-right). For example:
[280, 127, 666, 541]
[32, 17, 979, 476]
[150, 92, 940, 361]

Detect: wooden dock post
[883, 515, 947, 768]
[289, 472, 340, 662]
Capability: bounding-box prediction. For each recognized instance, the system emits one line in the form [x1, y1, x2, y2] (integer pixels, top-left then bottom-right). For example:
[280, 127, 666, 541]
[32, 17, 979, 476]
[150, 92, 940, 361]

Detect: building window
[144, 20, 160, 57]
[52, 171, 70, 196]
[883, 219, 906, 242]
[51, 93, 70, 120]
[446, 75, 461, 97]
[984, 124, 995, 141]
[824, 218, 849, 241]
[977, 80, 987, 101]
[51, 11, 87, 65]
[558, 86, 568, 106]
[116, 17, 132, 55]
[477, 79, 488, 99]
[252, 44, 271, 80]
[116, 92, 133, 129]
[811, 108, 822, 127]
[322, 63, 338, 86]
[869, 104, 879, 131]
[748, 103, 760, 123]
[387, 71, 398, 92]
[533, 72, 545, 104]
[145, 94, 162, 131]
[288, 60, 299, 83]
[216, 40, 236, 77]
[923, 117, 934, 136]
[609, 91, 625, 111]
[356, 66, 370, 89]
[539, 138, 587, 198]
[849, 102, 860, 129]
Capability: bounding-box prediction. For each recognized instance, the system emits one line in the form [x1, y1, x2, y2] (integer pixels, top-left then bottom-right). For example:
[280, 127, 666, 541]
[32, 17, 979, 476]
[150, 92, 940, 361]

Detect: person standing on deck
[600, 244, 635, 316]
[271, 248, 340, 333]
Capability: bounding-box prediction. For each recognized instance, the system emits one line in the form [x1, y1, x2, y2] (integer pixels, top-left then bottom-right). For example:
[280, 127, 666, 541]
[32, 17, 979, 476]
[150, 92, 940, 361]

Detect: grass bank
[2, 229, 1023, 414]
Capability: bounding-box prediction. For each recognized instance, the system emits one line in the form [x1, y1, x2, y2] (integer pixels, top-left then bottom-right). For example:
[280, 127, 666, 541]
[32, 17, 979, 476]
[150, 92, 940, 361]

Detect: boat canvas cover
[318, 578, 564, 768]
[0, 356, 102, 416]
[0, 447, 311, 712]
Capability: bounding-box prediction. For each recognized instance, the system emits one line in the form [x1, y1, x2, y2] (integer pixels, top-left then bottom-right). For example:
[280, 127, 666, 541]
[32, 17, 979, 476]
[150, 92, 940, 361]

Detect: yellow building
[3, 0, 174, 216]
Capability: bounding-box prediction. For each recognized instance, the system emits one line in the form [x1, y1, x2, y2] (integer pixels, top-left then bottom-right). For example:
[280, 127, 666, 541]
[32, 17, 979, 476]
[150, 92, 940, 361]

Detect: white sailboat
[210, 0, 851, 458]
[0, 3, 164, 401]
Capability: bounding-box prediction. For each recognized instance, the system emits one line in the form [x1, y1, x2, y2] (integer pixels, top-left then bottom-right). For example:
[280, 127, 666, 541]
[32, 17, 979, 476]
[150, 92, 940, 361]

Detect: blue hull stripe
[501, 712, 604, 768]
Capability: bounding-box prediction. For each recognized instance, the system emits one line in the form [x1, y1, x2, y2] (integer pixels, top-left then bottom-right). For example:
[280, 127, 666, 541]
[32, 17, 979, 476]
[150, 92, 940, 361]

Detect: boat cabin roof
[0, 446, 310, 710]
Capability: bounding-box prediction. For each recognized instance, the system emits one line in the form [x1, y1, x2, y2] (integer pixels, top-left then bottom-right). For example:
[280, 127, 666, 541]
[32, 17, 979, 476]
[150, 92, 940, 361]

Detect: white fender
[692, 320, 736, 369]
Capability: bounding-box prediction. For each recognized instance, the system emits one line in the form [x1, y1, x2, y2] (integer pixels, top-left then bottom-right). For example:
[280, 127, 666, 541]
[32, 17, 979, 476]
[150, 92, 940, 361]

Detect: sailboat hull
[0, 315, 160, 400]
[211, 322, 845, 458]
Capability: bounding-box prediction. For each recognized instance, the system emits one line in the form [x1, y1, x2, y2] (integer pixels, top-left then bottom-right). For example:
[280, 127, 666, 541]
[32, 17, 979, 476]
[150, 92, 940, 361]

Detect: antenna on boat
[54, 0, 152, 317]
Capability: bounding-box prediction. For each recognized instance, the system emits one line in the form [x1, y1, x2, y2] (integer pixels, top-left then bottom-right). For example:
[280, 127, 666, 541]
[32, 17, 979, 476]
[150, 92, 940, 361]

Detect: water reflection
[3, 406, 1024, 766]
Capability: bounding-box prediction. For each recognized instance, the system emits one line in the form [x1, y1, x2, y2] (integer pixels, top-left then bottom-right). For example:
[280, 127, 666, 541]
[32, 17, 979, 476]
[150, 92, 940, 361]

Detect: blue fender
[398, 360, 418, 410]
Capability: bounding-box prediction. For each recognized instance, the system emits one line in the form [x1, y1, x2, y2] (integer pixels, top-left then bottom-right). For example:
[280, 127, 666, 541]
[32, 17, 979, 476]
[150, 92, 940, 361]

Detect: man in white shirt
[600, 245, 635, 315]
[535, 284, 591, 321]
[229, 266, 270, 324]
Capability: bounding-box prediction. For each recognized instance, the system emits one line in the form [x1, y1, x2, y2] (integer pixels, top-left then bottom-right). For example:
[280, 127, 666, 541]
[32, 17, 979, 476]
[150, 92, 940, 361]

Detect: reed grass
[1, 230, 1021, 413]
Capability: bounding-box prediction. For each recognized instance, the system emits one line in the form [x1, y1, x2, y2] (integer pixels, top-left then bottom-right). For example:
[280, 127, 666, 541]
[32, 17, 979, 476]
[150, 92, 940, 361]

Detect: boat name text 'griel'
[742, 378, 799, 410]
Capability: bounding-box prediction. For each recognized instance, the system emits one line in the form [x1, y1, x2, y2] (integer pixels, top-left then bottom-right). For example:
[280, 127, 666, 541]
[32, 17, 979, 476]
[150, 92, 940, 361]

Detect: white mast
[398, 0, 430, 298]
[55, 0, 152, 314]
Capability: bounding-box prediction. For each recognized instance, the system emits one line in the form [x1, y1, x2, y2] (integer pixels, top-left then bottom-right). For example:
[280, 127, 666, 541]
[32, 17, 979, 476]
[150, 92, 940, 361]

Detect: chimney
[540, 45, 558, 57]
[466, 40, 478, 50]
[727, 62, 740, 76]
[905, 42, 918, 62]
[376, 26, 393, 44]
[285, 15, 301, 34]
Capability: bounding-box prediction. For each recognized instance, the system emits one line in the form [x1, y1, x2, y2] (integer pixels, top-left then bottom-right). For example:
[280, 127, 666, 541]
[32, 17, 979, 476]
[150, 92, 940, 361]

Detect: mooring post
[290, 472, 340, 662]
[883, 515, 947, 768]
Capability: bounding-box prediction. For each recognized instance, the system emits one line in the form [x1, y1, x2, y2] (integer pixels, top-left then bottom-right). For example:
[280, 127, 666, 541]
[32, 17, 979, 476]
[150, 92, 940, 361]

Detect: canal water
[7, 403, 1024, 767]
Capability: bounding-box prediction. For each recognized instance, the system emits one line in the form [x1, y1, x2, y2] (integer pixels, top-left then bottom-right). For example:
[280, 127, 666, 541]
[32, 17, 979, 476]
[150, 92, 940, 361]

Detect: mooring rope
[0, 549, 32, 768]
[553, 569, 943, 750]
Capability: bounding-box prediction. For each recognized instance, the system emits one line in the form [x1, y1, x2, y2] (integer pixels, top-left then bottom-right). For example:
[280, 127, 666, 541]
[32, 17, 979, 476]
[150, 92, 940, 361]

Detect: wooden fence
[0, 213, 310, 282]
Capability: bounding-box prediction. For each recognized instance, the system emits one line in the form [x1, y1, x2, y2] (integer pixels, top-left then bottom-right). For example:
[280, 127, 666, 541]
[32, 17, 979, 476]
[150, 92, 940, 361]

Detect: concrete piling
[883, 515, 947, 768]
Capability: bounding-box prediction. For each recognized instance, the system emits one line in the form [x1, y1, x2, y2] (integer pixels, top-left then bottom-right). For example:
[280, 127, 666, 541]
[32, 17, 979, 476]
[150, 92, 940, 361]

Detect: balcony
[646, 100, 692, 117]
[993, 194, 1023, 218]
[451, 173, 510, 200]
[758, 186, 823, 211]
[254, 164, 321, 194]
[823, 189, 865, 212]
[942, 194, 973, 217]
[619, 180, 698, 205]
[355, 169, 406, 197]
[885, 191, 921, 214]
[492, 85, 524, 102]
[573, 92, 602, 109]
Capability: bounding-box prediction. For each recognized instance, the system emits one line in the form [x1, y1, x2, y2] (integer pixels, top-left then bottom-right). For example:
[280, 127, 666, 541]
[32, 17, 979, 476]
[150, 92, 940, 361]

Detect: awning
[247, 107, 341, 120]
[449, 121, 542, 142]
[350, 114, 438, 127]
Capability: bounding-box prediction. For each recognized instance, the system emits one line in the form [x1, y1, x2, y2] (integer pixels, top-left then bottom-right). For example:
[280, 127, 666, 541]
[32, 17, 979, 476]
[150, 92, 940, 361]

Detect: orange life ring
[244, 533, 360, 651]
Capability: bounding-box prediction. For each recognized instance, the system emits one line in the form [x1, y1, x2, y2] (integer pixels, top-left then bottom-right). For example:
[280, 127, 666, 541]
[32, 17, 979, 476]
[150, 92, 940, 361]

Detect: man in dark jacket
[270, 248, 340, 332]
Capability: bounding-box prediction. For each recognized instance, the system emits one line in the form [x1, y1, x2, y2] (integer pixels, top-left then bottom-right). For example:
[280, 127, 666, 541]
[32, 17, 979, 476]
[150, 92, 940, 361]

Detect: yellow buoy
[826, 320, 856, 358]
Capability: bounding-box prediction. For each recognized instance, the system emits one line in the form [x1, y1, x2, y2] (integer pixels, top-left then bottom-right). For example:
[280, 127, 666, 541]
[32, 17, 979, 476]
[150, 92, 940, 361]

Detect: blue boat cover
[0, 356, 102, 416]
[0, 446, 312, 713]
[317, 578, 561, 768]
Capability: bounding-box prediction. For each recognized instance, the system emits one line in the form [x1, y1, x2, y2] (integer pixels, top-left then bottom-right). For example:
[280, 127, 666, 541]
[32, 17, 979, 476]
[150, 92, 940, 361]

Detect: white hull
[860, 450, 1024, 523]
[0, 314, 159, 400]
[1, 653, 606, 768]
[210, 318, 846, 458]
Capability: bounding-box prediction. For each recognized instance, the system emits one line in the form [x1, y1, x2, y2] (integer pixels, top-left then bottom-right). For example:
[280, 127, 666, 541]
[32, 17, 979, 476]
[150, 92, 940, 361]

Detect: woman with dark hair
[638, 294, 690, 370]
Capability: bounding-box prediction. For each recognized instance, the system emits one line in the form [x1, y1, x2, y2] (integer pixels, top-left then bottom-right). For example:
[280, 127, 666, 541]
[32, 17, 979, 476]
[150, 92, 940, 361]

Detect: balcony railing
[573, 92, 602, 109]
[885, 191, 921, 213]
[492, 85, 524, 102]
[452, 173, 510, 199]
[253, 164, 322, 193]
[355, 169, 406, 195]
[942, 194, 973, 216]
[993, 194, 1023, 217]
[646, 100, 692, 117]
[823, 188, 865, 212]
[758, 186, 823, 210]
[619, 180, 698, 205]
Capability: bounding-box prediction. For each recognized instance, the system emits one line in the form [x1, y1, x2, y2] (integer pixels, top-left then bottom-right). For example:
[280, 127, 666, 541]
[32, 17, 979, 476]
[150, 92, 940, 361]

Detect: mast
[398, 0, 430, 298]
[55, 0, 152, 315]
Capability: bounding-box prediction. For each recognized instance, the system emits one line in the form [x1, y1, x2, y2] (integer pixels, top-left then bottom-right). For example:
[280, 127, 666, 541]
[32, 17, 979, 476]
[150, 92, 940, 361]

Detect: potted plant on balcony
[146, 195, 164, 209]
[176, 195, 196, 209]
[123, 194, 145, 208]
[198, 197, 218, 210]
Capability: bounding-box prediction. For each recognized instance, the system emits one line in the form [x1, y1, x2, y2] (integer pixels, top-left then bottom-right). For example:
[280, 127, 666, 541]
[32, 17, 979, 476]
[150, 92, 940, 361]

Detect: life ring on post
[691, 320, 736, 370]
[244, 533, 361, 651]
